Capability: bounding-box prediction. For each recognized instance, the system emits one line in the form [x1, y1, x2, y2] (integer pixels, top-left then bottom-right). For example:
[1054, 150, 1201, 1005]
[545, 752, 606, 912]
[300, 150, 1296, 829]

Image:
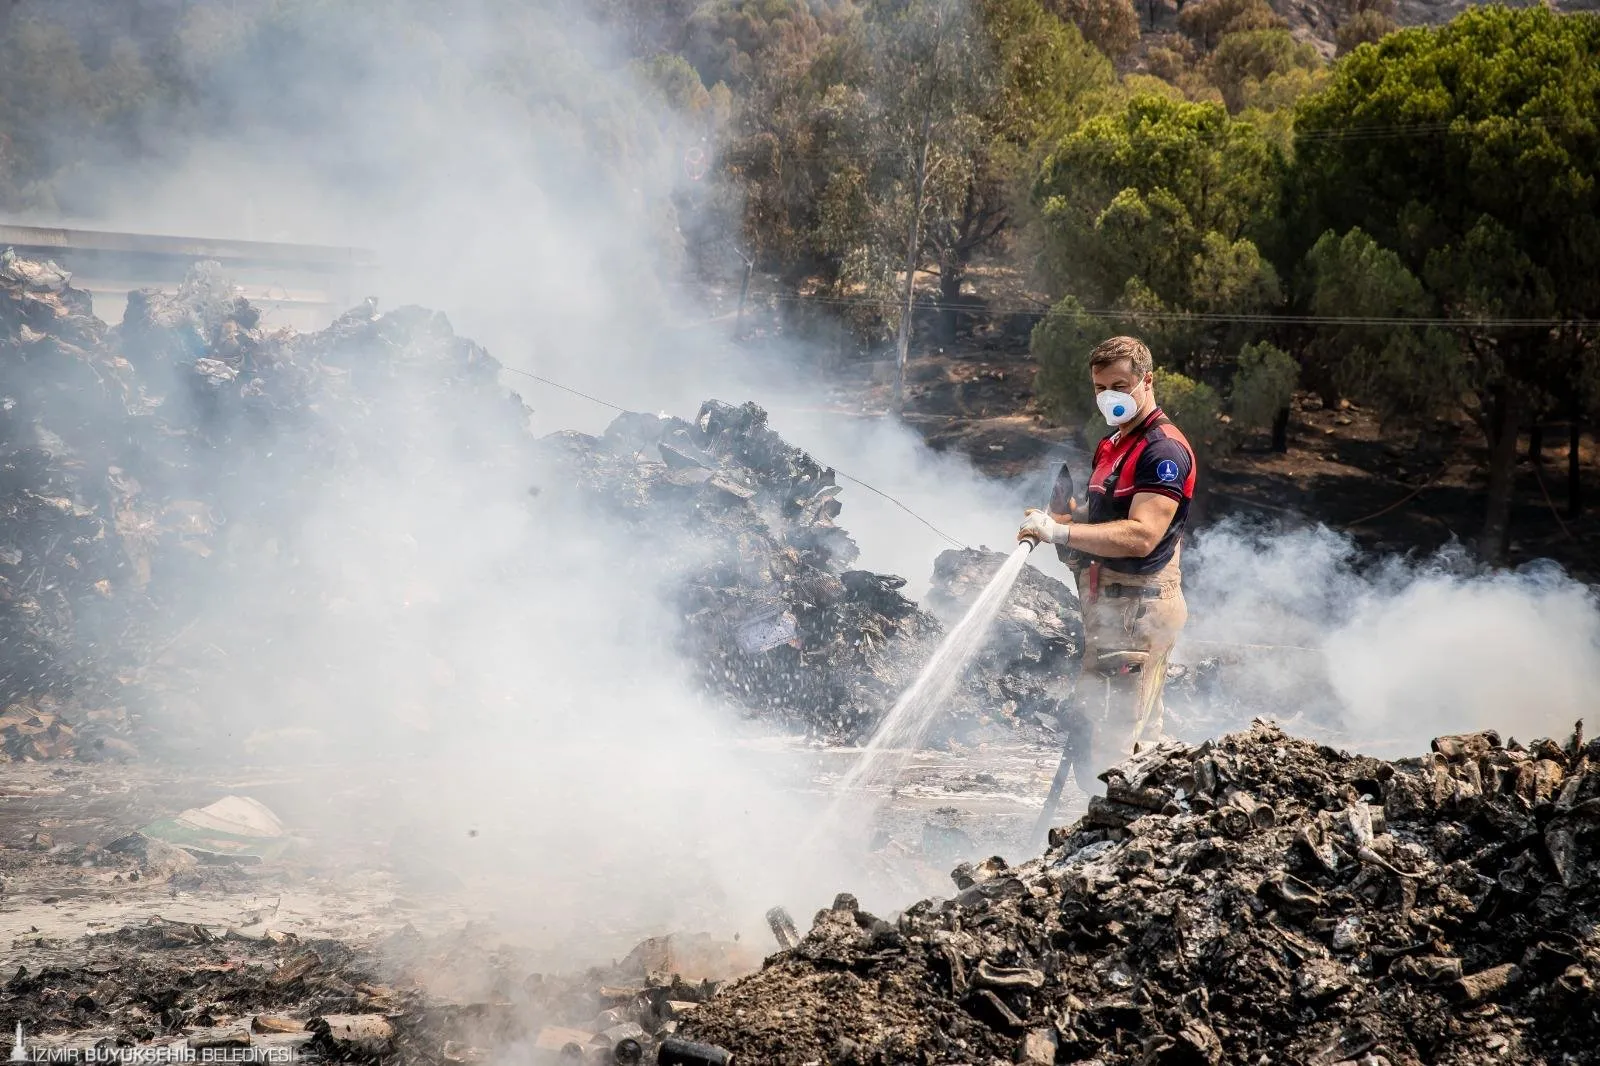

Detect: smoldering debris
[0, 249, 533, 754]
[536, 413, 1084, 743]
[2, 917, 752, 1066]
[925, 548, 1081, 732]
[0, 249, 1081, 753]
[683, 721, 1600, 1065]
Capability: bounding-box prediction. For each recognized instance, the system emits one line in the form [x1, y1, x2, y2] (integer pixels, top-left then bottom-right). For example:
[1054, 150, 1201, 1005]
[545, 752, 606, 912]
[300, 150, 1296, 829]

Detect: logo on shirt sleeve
[1156, 458, 1180, 483]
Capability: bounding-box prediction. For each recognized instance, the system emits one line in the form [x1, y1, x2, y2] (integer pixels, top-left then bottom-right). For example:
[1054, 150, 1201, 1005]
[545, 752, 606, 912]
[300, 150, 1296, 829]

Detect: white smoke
[1180, 519, 1600, 753]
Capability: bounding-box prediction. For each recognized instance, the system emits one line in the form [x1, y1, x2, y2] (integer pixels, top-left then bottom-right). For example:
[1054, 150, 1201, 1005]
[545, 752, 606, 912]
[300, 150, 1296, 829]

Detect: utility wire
[739, 289, 1591, 329]
[729, 114, 1595, 162]
[830, 470, 969, 549]
[500, 364, 972, 550]
[502, 366, 625, 412]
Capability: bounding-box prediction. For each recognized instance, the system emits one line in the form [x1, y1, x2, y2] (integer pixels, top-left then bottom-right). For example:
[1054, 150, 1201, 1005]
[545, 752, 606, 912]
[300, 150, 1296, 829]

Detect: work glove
[1017, 508, 1070, 546]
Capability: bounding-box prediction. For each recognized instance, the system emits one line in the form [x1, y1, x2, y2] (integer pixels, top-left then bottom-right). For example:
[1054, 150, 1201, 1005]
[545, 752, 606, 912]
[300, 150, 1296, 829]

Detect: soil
[0, 742, 1090, 1057]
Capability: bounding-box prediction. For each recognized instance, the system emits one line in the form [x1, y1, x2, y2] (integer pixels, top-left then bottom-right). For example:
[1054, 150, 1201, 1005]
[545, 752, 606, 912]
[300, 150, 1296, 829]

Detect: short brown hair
[1088, 336, 1153, 377]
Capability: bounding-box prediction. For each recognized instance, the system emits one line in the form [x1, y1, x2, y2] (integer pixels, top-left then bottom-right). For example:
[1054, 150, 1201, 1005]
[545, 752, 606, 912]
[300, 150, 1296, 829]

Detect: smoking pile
[684, 721, 1600, 1065]
[0, 250, 1083, 756]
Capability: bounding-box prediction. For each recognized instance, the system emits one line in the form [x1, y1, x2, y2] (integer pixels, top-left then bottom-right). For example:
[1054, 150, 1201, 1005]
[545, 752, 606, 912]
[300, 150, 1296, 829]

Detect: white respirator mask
[1096, 387, 1141, 427]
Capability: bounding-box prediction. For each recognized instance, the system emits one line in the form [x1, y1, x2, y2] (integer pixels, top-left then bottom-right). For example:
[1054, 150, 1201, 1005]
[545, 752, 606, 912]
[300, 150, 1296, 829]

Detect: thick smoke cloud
[8, 0, 1600, 976]
[3, 0, 931, 957]
[1180, 520, 1600, 754]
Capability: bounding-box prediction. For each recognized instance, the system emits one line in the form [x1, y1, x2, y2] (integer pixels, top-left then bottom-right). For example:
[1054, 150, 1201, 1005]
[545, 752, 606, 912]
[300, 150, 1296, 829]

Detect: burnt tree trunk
[1569, 418, 1583, 519]
[1270, 406, 1290, 453]
[1478, 385, 1520, 563]
[938, 260, 963, 346]
[893, 129, 933, 414]
[1528, 424, 1544, 464]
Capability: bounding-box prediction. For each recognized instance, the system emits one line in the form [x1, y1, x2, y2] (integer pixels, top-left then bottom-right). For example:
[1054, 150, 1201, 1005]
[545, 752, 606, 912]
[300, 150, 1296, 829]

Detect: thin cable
[501, 366, 624, 411]
[831, 470, 968, 549]
[739, 289, 1589, 329]
[500, 364, 972, 550]
[1340, 458, 1454, 529]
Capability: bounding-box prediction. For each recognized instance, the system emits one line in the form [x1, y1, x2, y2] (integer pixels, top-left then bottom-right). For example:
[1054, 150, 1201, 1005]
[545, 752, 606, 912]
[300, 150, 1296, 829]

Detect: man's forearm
[1066, 518, 1160, 559]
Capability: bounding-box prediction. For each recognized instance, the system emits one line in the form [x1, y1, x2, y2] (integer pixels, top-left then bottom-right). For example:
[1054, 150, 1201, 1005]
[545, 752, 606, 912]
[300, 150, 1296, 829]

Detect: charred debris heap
[0, 249, 1081, 755]
[686, 722, 1600, 1066]
[4, 910, 761, 1066]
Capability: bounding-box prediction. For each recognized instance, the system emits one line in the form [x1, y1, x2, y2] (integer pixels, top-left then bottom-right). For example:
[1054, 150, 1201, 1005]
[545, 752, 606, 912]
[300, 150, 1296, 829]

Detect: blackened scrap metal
[764, 907, 801, 951]
[682, 720, 1600, 1066]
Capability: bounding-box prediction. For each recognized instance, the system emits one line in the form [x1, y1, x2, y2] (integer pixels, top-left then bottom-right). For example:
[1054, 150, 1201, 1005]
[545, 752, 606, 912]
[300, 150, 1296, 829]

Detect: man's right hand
[1018, 508, 1070, 546]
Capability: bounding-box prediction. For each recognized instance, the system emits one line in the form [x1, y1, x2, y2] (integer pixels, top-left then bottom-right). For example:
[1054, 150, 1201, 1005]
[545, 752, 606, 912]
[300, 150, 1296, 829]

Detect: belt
[1099, 583, 1164, 600]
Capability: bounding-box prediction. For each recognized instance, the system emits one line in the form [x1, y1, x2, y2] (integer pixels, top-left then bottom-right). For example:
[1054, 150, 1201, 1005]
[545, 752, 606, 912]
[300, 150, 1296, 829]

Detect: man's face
[1091, 359, 1151, 398]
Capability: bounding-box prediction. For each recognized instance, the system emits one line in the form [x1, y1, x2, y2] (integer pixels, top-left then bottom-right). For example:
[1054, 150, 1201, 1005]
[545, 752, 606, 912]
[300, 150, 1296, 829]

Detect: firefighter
[1018, 336, 1196, 787]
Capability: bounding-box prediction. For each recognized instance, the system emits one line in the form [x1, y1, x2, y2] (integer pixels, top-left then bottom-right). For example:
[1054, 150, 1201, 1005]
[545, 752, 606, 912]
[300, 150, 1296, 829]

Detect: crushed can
[656, 1036, 734, 1066]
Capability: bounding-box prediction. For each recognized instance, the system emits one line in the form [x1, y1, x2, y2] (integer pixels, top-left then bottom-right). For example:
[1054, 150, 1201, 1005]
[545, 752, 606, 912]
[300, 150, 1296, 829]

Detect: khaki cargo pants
[1064, 553, 1187, 786]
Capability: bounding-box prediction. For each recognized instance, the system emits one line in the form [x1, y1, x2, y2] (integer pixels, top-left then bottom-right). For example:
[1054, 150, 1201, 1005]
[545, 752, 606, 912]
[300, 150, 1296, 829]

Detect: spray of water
[837, 543, 1036, 796]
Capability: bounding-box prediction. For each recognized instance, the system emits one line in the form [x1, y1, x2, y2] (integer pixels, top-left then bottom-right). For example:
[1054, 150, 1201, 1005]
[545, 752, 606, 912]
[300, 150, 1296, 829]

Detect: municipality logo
[11, 1022, 27, 1063]
[1156, 458, 1179, 483]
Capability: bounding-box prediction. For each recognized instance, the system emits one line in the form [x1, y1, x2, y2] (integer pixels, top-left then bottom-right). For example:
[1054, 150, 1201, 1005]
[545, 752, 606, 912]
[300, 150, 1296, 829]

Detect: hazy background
[4, 0, 1599, 961]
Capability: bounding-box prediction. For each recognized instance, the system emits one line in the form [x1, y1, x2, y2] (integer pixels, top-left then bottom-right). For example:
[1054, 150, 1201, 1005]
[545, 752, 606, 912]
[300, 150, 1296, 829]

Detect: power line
[501, 366, 625, 412]
[719, 113, 1595, 165]
[739, 289, 1592, 329]
[500, 365, 972, 550]
[830, 470, 968, 549]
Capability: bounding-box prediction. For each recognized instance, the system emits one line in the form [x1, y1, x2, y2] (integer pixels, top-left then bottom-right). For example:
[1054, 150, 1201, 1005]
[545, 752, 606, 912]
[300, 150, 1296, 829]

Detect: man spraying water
[1019, 336, 1197, 808]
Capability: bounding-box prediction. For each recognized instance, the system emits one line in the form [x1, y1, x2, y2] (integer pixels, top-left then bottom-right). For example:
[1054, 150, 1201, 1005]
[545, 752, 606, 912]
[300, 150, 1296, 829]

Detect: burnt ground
[0, 740, 1086, 1058]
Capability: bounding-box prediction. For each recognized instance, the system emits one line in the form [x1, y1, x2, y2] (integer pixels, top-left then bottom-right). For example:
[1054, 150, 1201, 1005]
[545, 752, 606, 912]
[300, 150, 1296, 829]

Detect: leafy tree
[1034, 93, 1283, 372]
[1177, 0, 1284, 53]
[680, 0, 859, 91]
[857, 0, 992, 405]
[1335, 9, 1397, 54]
[1290, 5, 1600, 558]
[1046, 0, 1141, 60]
[1300, 227, 1460, 414]
[1229, 340, 1298, 448]
[922, 0, 1112, 339]
[1332, 0, 1398, 55]
[1031, 296, 1105, 426]
[1205, 29, 1322, 113]
[1154, 368, 1224, 453]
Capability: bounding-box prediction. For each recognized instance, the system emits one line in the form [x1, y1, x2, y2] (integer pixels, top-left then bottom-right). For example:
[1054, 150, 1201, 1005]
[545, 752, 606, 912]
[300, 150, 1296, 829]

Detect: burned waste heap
[535, 406, 1083, 742]
[684, 721, 1600, 1065]
[0, 248, 1081, 754]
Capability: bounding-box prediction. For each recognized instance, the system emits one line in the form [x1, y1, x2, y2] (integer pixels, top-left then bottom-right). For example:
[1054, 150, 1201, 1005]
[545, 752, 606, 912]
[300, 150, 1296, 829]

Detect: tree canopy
[4, 0, 1599, 560]
[1290, 4, 1600, 554]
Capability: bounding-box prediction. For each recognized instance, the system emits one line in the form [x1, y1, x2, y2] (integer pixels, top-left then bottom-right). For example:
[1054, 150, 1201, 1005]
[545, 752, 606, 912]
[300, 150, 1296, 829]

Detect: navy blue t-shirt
[1083, 409, 1196, 575]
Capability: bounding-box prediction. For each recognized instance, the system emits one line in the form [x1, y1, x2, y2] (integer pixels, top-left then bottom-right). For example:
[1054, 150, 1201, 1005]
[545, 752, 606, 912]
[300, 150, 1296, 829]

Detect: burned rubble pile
[927, 549, 1081, 732]
[0, 246, 1081, 752]
[535, 406, 1082, 742]
[4, 915, 746, 1066]
[684, 722, 1600, 1066]
[4, 920, 433, 1059]
[0, 250, 534, 754]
